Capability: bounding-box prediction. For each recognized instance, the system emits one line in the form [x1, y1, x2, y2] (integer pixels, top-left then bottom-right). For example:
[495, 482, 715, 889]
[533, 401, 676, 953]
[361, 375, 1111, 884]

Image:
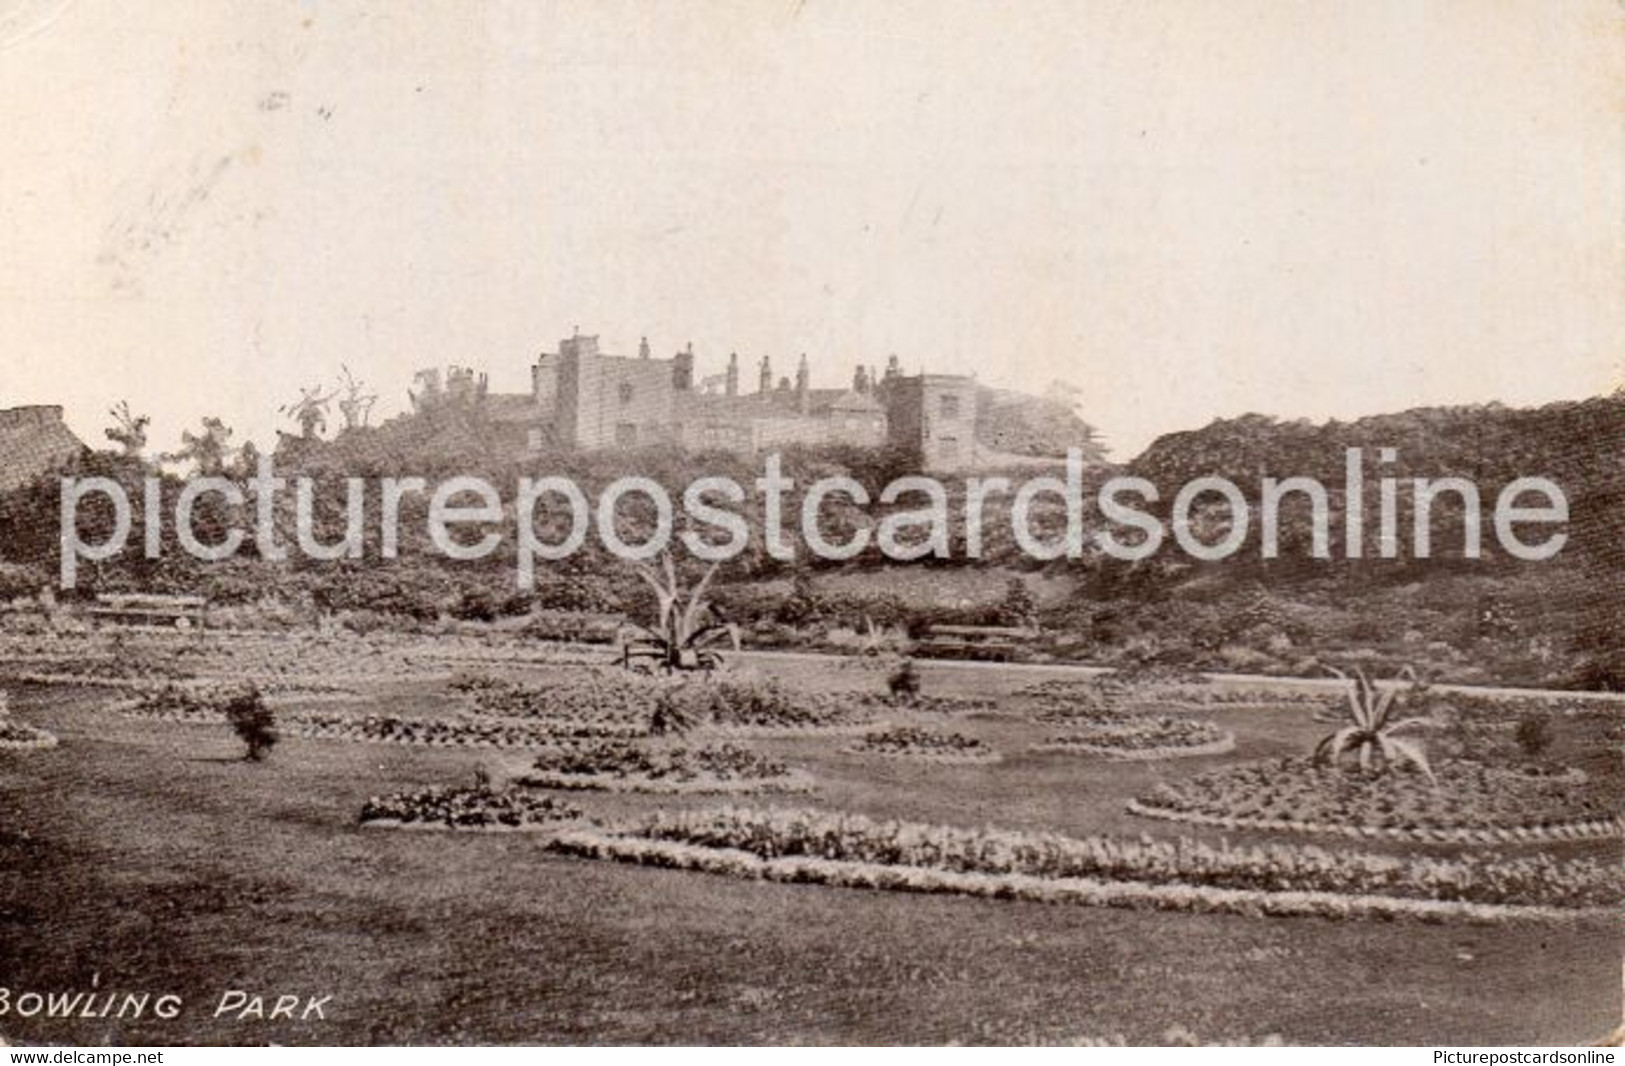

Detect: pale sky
[1, 0, 1620, 459]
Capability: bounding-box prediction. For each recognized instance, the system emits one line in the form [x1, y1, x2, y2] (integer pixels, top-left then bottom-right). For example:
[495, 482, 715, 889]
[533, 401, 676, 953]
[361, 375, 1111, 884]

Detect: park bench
[919, 623, 1038, 662]
[89, 593, 208, 631]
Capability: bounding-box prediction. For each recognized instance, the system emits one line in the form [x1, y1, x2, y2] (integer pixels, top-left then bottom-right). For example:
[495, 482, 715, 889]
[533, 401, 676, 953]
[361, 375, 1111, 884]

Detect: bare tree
[337, 364, 378, 431]
[104, 401, 150, 459]
[165, 416, 236, 476]
[280, 384, 336, 440]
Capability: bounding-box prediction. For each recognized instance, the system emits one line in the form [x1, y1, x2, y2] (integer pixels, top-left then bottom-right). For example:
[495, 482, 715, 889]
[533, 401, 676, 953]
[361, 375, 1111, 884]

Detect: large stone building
[0, 405, 86, 492]
[468, 330, 980, 470]
[882, 373, 981, 472]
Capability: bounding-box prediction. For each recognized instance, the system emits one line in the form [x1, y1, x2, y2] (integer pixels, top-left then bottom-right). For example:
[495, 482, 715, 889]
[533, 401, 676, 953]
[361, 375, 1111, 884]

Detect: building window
[939, 394, 961, 419]
[618, 382, 635, 405]
[525, 428, 544, 451]
[615, 423, 638, 447]
[939, 436, 959, 461]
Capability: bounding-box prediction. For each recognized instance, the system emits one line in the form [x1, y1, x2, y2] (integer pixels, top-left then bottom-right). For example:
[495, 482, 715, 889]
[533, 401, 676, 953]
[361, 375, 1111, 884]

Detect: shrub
[223, 684, 277, 762]
[449, 587, 500, 623]
[532, 576, 618, 614]
[1570, 650, 1625, 693]
[1514, 714, 1554, 759]
[0, 563, 50, 603]
[887, 658, 922, 703]
[998, 577, 1038, 628]
[776, 570, 823, 625]
[361, 784, 581, 829]
[525, 740, 793, 786]
[649, 686, 703, 737]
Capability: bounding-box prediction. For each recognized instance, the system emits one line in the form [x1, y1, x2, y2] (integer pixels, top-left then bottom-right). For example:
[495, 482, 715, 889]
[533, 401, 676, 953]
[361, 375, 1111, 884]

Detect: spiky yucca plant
[621, 554, 740, 675]
[1313, 665, 1434, 781]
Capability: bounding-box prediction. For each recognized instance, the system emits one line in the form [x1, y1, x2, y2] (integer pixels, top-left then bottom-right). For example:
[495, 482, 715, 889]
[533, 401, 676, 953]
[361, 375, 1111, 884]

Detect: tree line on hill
[0, 393, 1618, 690]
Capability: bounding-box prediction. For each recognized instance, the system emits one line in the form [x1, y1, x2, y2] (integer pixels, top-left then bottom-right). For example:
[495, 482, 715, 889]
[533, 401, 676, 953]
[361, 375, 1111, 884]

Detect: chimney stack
[726, 353, 739, 397]
[672, 342, 694, 391]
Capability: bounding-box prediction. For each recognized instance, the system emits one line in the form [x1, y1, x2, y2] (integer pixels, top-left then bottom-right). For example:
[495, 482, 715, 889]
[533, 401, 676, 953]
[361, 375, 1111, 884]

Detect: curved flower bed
[1028, 684, 1332, 724]
[115, 681, 357, 717]
[7, 654, 193, 689]
[1023, 677, 1330, 706]
[5, 633, 458, 690]
[846, 726, 998, 764]
[892, 693, 1000, 715]
[1144, 685, 1330, 710]
[294, 712, 569, 749]
[1036, 717, 1235, 760]
[115, 683, 260, 723]
[116, 689, 620, 748]
[183, 635, 437, 683]
[1126, 798, 1624, 846]
[256, 684, 368, 705]
[360, 785, 582, 831]
[1032, 699, 1133, 726]
[1131, 757, 1622, 843]
[1065, 1026, 1289, 1048]
[14, 671, 187, 694]
[550, 807, 1621, 921]
[518, 740, 811, 794]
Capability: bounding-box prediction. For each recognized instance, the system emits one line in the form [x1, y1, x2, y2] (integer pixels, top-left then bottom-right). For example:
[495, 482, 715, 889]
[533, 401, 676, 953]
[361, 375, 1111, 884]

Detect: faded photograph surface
[0, 0, 1621, 1048]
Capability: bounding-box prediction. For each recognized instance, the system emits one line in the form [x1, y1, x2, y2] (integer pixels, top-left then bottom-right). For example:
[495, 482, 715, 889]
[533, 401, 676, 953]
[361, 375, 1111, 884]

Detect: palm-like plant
[621, 554, 740, 675]
[1313, 665, 1434, 780]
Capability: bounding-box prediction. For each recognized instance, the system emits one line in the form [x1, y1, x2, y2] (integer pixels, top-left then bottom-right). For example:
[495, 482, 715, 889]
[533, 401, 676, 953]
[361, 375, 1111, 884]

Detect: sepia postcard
[0, 0, 1621, 1050]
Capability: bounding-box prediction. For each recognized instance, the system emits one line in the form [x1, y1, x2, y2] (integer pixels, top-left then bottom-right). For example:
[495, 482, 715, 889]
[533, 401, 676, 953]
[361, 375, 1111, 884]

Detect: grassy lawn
[0, 670, 1618, 1046]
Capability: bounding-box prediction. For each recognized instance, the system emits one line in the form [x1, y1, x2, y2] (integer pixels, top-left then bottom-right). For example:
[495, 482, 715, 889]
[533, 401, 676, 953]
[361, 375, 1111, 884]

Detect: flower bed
[0, 718, 57, 751]
[1025, 677, 1332, 717]
[118, 682, 262, 723]
[550, 807, 1621, 921]
[452, 669, 656, 737]
[118, 687, 629, 748]
[1036, 717, 1234, 760]
[360, 785, 582, 831]
[452, 670, 944, 738]
[518, 740, 811, 794]
[5, 632, 450, 692]
[672, 677, 883, 735]
[409, 641, 609, 669]
[8, 651, 193, 688]
[893, 693, 1000, 715]
[1130, 757, 1623, 842]
[294, 712, 568, 749]
[1146, 684, 1330, 709]
[846, 726, 998, 763]
[1031, 697, 1137, 726]
[141, 633, 448, 686]
[1423, 691, 1622, 724]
